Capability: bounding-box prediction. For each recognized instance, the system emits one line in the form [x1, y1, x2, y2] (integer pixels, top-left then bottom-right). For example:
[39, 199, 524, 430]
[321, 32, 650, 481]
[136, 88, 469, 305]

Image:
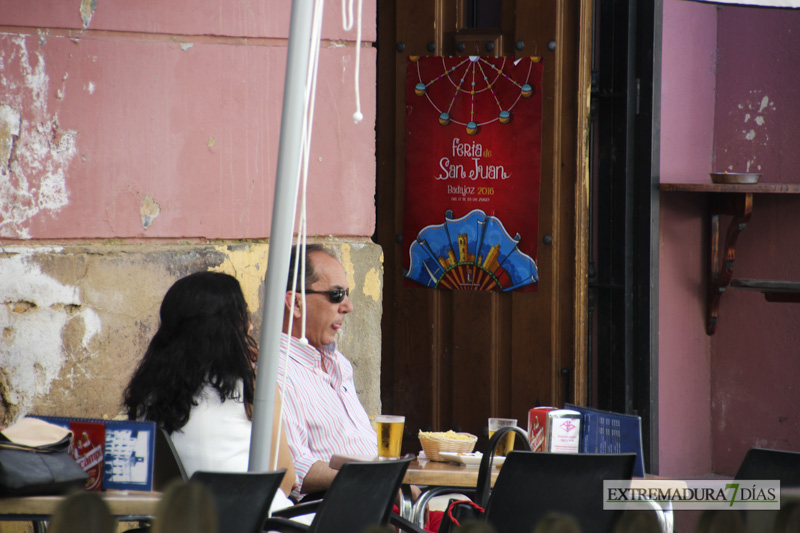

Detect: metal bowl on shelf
[710, 172, 761, 184]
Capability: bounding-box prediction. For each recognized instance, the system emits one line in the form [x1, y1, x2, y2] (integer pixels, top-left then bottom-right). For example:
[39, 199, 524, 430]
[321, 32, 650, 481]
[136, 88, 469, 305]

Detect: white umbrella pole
[249, 0, 314, 472]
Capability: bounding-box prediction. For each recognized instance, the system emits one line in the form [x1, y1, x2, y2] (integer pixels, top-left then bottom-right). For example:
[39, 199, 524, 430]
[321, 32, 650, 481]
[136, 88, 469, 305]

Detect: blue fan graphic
[405, 209, 538, 291]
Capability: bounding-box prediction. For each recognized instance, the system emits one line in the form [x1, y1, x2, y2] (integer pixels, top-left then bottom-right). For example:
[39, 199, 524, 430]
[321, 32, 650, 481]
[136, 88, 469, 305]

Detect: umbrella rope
[274, 0, 364, 472]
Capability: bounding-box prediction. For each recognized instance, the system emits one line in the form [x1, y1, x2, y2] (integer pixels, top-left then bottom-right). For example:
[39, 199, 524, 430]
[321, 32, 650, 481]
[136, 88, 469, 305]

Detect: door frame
[375, 0, 594, 433]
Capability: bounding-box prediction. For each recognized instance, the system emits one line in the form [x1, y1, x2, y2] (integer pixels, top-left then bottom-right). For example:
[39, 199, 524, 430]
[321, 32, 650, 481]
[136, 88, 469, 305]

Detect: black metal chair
[152, 427, 188, 491]
[482, 451, 635, 533]
[734, 447, 800, 532]
[264, 457, 412, 533]
[190, 469, 286, 533]
[393, 431, 636, 533]
[734, 447, 800, 486]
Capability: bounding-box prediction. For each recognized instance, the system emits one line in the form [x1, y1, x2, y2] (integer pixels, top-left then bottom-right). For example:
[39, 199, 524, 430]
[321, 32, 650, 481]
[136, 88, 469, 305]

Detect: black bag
[0, 417, 89, 496]
[436, 499, 485, 533]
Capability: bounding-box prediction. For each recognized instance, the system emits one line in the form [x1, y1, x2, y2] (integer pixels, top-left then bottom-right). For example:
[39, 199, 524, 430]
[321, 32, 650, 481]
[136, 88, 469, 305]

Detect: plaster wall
[709, 5, 800, 475]
[0, 241, 384, 426]
[660, 0, 800, 479]
[0, 0, 383, 428]
[658, 0, 717, 476]
[0, 1, 376, 240]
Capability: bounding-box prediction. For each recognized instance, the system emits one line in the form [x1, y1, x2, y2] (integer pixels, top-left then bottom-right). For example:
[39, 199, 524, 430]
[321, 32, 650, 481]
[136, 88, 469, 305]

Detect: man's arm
[301, 460, 422, 503]
[299, 460, 338, 494]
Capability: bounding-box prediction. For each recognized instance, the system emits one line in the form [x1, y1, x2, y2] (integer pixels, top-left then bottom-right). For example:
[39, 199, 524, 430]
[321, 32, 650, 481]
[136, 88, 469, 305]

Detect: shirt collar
[282, 333, 343, 391]
[282, 333, 337, 368]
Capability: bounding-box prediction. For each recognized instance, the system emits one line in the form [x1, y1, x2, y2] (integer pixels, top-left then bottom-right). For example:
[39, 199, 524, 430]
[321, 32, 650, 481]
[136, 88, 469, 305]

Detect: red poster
[403, 56, 543, 291]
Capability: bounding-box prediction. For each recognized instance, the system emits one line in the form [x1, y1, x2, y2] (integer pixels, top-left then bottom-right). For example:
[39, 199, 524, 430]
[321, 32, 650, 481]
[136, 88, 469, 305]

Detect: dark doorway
[589, 0, 661, 473]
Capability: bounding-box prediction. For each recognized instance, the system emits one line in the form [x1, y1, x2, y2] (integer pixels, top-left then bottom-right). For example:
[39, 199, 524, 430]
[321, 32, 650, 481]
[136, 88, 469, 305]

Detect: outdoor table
[401, 457, 501, 526]
[0, 490, 160, 532]
[403, 457, 500, 487]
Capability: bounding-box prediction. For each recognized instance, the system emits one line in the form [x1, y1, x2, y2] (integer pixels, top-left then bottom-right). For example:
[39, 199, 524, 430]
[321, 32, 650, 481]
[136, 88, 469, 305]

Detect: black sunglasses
[305, 287, 349, 303]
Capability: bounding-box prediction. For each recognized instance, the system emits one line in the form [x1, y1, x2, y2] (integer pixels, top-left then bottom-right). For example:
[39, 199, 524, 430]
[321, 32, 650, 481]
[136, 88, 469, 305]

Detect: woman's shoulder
[181, 383, 249, 433]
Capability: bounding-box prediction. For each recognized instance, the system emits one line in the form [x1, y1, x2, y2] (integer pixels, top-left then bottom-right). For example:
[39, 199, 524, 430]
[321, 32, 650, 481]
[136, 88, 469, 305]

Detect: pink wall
[660, 0, 718, 183]
[1, 0, 376, 42]
[658, 0, 718, 476]
[710, 6, 800, 475]
[660, 1, 800, 479]
[0, 0, 377, 240]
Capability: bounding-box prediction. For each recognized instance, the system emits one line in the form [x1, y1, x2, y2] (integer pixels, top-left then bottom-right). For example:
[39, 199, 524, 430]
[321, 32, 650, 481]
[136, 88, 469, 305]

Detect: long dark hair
[123, 271, 257, 433]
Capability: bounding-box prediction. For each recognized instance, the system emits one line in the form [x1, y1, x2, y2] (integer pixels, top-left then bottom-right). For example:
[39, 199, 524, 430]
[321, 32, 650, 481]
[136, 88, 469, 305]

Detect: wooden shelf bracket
[661, 181, 800, 335]
[706, 192, 752, 335]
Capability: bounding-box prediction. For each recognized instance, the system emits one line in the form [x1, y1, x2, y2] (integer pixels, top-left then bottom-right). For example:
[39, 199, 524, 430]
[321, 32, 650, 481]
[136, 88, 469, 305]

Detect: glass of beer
[488, 417, 518, 456]
[376, 415, 405, 460]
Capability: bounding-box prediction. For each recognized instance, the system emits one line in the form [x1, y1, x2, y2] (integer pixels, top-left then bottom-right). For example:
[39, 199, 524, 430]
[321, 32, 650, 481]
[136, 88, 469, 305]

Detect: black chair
[152, 427, 188, 491]
[482, 451, 635, 533]
[264, 457, 412, 533]
[191, 469, 286, 533]
[393, 444, 636, 533]
[735, 447, 800, 532]
[734, 447, 800, 486]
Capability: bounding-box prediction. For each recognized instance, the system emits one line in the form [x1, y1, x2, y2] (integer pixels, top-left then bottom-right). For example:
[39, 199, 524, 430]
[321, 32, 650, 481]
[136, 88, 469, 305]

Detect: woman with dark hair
[123, 271, 296, 507]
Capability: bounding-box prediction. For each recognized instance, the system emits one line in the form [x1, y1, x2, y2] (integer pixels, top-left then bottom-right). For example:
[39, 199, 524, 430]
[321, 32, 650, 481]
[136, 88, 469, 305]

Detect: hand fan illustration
[404, 209, 538, 291]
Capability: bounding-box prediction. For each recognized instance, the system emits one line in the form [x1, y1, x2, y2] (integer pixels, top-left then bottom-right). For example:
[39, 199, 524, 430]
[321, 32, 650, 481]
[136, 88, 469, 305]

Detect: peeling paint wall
[0, 36, 76, 239]
[0, 1, 377, 240]
[0, 0, 382, 429]
[713, 8, 800, 176]
[0, 241, 383, 425]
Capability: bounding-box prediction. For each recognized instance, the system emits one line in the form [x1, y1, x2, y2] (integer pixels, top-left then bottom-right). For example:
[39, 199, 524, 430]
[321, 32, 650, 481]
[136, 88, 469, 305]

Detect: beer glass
[376, 415, 405, 460]
[488, 417, 517, 456]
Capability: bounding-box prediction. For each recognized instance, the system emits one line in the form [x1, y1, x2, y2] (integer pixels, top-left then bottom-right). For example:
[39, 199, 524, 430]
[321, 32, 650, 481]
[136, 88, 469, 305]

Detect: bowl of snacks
[418, 430, 478, 462]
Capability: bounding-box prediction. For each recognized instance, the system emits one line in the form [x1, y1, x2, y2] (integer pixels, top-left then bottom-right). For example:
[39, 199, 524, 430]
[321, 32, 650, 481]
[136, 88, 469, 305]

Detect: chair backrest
[307, 457, 412, 533]
[152, 426, 188, 491]
[484, 451, 636, 533]
[734, 447, 800, 486]
[190, 469, 286, 533]
[48, 490, 116, 533]
[474, 425, 532, 507]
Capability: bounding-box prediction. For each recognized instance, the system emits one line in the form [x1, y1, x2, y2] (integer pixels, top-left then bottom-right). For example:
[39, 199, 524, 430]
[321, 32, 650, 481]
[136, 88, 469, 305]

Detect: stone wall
[0, 240, 383, 426]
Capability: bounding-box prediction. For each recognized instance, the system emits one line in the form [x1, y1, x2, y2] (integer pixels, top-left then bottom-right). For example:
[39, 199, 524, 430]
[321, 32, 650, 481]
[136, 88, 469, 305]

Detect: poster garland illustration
[403, 55, 544, 291]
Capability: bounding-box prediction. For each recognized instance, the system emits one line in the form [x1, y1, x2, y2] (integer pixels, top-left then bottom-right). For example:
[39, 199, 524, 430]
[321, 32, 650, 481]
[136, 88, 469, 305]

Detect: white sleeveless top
[170, 382, 295, 515]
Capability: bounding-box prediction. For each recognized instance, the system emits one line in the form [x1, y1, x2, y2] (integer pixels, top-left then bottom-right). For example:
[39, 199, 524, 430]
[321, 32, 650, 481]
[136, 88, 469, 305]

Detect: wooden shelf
[660, 182, 800, 334]
[731, 279, 800, 303]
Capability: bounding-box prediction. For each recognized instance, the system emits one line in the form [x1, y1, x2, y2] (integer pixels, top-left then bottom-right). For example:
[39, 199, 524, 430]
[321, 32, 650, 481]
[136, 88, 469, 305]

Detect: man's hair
[287, 243, 337, 291]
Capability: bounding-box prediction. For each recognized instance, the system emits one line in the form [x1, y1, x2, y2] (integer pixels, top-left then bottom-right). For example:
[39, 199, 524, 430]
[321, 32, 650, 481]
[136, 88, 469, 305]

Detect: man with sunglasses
[277, 244, 378, 496]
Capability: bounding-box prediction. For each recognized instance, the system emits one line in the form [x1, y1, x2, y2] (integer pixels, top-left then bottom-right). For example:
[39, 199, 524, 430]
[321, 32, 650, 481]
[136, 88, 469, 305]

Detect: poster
[34, 415, 156, 491]
[403, 56, 543, 291]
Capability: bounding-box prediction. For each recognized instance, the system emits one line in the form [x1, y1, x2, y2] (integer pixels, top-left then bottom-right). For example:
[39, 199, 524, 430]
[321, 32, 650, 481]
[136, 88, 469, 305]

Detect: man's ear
[285, 291, 302, 317]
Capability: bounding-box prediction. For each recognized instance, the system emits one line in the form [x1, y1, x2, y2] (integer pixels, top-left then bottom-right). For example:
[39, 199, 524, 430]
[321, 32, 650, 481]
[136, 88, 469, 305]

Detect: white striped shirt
[277, 333, 377, 485]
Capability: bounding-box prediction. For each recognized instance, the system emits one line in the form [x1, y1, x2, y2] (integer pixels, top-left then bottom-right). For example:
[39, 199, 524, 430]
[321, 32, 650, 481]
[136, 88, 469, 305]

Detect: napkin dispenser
[527, 407, 581, 453]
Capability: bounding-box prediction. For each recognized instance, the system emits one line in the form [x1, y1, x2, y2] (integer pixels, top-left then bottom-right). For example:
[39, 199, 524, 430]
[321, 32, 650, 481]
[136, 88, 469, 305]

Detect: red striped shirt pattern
[278, 333, 377, 485]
